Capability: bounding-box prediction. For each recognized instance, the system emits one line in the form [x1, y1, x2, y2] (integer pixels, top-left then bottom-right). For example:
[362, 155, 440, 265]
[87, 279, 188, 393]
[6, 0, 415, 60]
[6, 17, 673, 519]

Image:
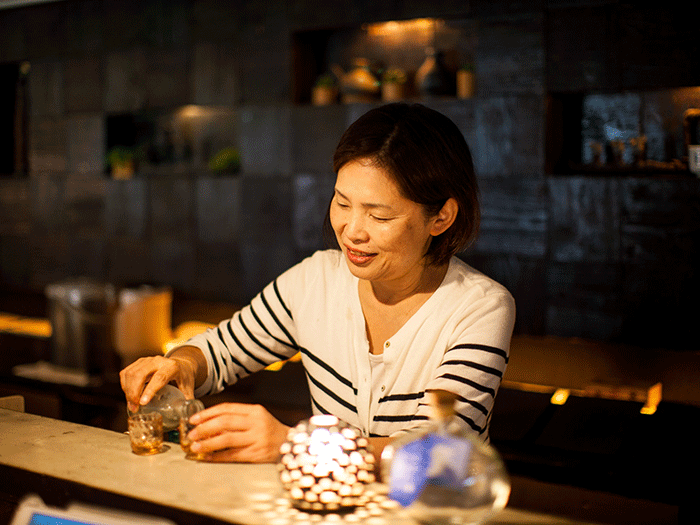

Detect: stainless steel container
[45, 278, 118, 376]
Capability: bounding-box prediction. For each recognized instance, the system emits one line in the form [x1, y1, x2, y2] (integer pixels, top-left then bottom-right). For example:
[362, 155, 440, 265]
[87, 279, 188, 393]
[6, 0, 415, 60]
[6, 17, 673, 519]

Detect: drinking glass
[178, 399, 206, 460]
[129, 412, 164, 455]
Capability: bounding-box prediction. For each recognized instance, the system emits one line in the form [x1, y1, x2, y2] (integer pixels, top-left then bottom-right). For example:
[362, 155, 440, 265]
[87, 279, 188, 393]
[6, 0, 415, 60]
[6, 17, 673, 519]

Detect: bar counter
[0, 408, 607, 525]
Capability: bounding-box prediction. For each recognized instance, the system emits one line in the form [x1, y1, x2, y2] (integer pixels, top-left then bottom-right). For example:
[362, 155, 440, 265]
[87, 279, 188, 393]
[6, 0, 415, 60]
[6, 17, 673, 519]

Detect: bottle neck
[427, 389, 458, 434]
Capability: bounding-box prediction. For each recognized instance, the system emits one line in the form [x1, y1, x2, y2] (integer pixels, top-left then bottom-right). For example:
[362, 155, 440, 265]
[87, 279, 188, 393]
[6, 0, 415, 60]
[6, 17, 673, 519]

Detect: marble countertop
[0, 408, 603, 525]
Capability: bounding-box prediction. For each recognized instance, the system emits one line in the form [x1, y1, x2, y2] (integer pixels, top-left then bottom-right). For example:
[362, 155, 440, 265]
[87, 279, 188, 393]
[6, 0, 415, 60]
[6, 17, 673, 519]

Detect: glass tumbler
[129, 412, 164, 455]
[178, 399, 206, 460]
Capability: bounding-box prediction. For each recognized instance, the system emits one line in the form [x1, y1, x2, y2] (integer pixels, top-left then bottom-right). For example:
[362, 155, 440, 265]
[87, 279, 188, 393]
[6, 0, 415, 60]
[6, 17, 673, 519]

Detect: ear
[429, 198, 458, 236]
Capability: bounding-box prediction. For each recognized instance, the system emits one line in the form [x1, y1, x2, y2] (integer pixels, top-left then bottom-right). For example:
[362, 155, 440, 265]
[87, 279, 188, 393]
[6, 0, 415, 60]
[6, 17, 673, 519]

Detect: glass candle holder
[278, 415, 376, 512]
[178, 399, 206, 460]
[128, 412, 164, 455]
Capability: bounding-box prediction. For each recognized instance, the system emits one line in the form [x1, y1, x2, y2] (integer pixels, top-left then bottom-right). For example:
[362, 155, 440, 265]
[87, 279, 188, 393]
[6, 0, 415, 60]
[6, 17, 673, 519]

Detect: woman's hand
[119, 346, 205, 413]
[186, 403, 290, 463]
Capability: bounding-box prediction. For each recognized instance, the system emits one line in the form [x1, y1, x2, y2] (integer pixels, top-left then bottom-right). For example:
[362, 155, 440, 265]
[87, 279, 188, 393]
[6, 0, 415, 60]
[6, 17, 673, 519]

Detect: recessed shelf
[291, 18, 476, 105]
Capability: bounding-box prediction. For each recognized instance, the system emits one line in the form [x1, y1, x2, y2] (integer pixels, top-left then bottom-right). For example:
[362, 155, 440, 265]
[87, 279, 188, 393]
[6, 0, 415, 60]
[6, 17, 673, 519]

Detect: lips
[344, 245, 376, 265]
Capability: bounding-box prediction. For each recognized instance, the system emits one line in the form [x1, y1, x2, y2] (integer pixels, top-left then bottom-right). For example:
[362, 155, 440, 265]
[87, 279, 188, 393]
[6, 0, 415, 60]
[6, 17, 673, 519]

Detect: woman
[120, 102, 515, 463]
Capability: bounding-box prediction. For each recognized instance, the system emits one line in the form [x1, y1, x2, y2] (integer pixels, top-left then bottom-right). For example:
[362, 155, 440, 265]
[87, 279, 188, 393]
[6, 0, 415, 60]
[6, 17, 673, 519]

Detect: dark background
[0, 0, 698, 348]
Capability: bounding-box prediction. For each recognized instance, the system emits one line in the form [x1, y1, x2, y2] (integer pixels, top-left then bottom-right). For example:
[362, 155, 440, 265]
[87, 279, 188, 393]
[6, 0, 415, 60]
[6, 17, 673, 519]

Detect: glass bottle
[127, 384, 189, 440]
[381, 390, 511, 525]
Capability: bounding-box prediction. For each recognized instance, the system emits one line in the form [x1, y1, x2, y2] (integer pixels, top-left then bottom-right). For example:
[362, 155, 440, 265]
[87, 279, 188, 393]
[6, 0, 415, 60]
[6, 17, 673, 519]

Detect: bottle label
[388, 434, 472, 507]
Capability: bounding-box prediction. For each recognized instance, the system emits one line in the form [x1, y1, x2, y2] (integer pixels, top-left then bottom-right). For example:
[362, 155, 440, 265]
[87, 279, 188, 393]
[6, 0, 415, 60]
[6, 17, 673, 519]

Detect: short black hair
[325, 102, 480, 266]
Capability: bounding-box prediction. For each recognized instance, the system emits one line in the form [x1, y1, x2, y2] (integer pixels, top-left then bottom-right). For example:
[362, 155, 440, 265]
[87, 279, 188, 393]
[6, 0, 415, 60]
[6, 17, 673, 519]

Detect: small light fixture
[278, 415, 376, 511]
[550, 388, 570, 406]
[640, 382, 662, 415]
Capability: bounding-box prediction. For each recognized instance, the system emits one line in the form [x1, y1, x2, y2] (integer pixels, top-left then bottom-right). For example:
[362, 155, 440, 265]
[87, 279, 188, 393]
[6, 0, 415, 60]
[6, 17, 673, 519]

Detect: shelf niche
[291, 18, 477, 105]
[547, 87, 700, 177]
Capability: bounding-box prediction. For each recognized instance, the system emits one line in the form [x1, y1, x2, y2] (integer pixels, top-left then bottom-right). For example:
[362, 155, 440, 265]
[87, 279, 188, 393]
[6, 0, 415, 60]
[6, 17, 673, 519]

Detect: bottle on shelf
[416, 48, 455, 98]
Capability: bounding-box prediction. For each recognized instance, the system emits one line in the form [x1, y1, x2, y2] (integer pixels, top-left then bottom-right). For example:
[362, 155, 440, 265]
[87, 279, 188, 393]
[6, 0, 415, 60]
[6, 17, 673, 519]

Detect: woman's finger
[119, 356, 181, 410]
[191, 427, 253, 453]
[137, 359, 179, 405]
[187, 411, 250, 443]
[189, 402, 250, 425]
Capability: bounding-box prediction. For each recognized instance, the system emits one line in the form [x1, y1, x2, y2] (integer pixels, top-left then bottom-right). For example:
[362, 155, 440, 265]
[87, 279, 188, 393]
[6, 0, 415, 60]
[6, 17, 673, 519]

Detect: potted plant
[208, 146, 241, 175]
[381, 68, 407, 102]
[311, 73, 338, 106]
[106, 146, 137, 179]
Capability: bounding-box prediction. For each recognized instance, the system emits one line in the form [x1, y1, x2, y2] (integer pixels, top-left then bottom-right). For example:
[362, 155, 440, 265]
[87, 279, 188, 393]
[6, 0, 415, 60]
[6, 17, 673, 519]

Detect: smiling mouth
[344, 246, 376, 264]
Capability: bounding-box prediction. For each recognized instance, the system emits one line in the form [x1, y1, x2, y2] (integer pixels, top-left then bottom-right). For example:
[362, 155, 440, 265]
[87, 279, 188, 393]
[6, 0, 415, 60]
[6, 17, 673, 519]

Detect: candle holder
[278, 415, 376, 512]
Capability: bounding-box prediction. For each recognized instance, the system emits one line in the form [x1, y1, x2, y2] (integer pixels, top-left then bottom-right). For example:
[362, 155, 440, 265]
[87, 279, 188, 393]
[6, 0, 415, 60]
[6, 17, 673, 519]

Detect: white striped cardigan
[181, 250, 515, 440]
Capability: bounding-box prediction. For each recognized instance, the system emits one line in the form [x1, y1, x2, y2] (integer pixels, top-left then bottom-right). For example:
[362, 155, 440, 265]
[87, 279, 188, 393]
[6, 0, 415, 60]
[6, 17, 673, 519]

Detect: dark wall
[0, 0, 698, 350]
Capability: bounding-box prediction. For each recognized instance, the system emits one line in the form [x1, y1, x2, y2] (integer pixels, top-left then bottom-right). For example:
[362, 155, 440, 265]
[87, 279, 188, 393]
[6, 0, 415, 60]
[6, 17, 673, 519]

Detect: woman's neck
[365, 262, 448, 306]
[359, 263, 449, 355]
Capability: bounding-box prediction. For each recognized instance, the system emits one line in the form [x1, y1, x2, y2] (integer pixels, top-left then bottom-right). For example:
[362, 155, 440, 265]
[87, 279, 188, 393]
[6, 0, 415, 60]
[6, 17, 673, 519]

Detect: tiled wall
[0, 0, 698, 351]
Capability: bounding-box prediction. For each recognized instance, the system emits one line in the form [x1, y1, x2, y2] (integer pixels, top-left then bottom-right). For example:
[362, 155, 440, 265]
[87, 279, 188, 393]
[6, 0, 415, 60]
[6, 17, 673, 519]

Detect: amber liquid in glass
[179, 418, 206, 460]
[129, 412, 164, 455]
[131, 438, 163, 456]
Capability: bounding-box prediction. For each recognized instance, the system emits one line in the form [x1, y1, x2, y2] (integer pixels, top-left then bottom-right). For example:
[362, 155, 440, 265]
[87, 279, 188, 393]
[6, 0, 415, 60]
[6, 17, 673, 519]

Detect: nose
[344, 210, 369, 243]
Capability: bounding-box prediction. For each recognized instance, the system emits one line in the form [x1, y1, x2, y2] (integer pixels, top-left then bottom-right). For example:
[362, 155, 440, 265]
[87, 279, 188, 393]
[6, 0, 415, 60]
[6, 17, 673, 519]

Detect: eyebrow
[334, 188, 393, 211]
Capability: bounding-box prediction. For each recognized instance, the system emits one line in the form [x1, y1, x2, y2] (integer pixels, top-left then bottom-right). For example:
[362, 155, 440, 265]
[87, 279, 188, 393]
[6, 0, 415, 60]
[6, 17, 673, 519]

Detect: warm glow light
[279, 416, 375, 510]
[365, 18, 438, 37]
[0, 313, 51, 338]
[162, 321, 216, 354]
[550, 388, 570, 405]
[504, 379, 664, 414]
[641, 382, 663, 415]
[177, 104, 206, 119]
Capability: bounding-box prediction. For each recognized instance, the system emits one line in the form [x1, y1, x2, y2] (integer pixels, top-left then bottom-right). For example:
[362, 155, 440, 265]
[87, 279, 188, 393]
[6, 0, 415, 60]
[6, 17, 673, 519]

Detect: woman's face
[330, 159, 443, 287]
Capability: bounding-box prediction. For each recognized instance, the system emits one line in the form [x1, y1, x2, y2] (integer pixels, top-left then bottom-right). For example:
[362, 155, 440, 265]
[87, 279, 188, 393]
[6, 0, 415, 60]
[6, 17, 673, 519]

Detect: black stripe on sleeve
[239, 315, 289, 362]
[205, 340, 221, 378]
[455, 411, 483, 434]
[447, 343, 508, 362]
[272, 280, 292, 320]
[223, 321, 266, 369]
[249, 302, 298, 354]
[260, 288, 299, 349]
[216, 326, 254, 376]
[438, 372, 496, 397]
[455, 393, 488, 417]
[440, 359, 503, 379]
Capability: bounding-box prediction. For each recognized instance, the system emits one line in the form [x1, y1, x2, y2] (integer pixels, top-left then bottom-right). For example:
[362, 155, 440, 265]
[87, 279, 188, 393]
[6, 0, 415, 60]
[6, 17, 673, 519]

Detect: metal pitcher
[45, 278, 118, 376]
